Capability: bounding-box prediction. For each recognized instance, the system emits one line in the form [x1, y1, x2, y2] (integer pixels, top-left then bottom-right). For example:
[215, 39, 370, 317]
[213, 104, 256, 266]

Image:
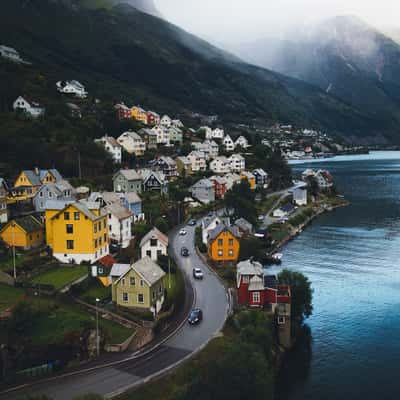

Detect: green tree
[7, 301, 35, 337]
[154, 216, 169, 234]
[224, 180, 257, 224]
[263, 148, 292, 190]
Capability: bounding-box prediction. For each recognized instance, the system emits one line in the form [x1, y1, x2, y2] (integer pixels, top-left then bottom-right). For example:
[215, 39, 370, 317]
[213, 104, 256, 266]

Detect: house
[229, 154, 246, 172]
[240, 171, 256, 190]
[201, 215, 222, 245]
[210, 156, 230, 174]
[45, 200, 109, 264]
[301, 169, 316, 181]
[253, 169, 268, 189]
[168, 127, 183, 144]
[160, 115, 172, 127]
[234, 218, 254, 236]
[56, 80, 87, 98]
[224, 173, 241, 191]
[187, 151, 207, 172]
[95, 135, 122, 163]
[292, 187, 307, 206]
[111, 257, 165, 315]
[207, 224, 240, 263]
[0, 179, 9, 224]
[13, 96, 45, 117]
[0, 215, 44, 250]
[115, 103, 132, 120]
[205, 127, 224, 140]
[176, 156, 192, 176]
[33, 181, 75, 212]
[140, 169, 166, 193]
[202, 126, 213, 139]
[0, 45, 24, 63]
[140, 227, 168, 261]
[139, 128, 158, 149]
[223, 135, 235, 152]
[8, 168, 63, 203]
[91, 254, 117, 287]
[235, 135, 250, 149]
[210, 176, 227, 199]
[152, 125, 170, 146]
[315, 170, 334, 189]
[190, 179, 215, 205]
[273, 203, 295, 219]
[105, 203, 133, 248]
[131, 106, 148, 124]
[146, 111, 160, 126]
[117, 131, 146, 156]
[172, 119, 184, 128]
[150, 156, 178, 181]
[113, 169, 142, 193]
[66, 103, 82, 118]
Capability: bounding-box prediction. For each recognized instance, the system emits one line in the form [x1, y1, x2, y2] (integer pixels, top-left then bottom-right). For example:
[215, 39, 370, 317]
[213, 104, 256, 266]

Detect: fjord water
[274, 152, 400, 400]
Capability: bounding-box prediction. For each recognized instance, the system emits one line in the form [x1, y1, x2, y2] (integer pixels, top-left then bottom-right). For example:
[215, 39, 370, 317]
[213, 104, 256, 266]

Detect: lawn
[31, 266, 88, 290]
[78, 279, 112, 305]
[256, 194, 280, 215]
[270, 224, 291, 242]
[0, 253, 27, 273]
[163, 268, 185, 311]
[0, 283, 25, 312]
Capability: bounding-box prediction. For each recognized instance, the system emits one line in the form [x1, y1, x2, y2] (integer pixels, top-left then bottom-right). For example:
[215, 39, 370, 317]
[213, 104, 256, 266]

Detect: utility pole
[168, 256, 171, 289]
[95, 298, 100, 357]
[12, 223, 16, 280]
[78, 151, 82, 180]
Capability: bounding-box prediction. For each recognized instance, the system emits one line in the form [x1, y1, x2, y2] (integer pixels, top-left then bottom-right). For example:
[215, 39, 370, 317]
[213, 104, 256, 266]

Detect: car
[179, 229, 187, 236]
[193, 268, 204, 279]
[208, 212, 213, 217]
[188, 219, 196, 226]
[181, 247, 189, 257]
[188, 308, 203, 325]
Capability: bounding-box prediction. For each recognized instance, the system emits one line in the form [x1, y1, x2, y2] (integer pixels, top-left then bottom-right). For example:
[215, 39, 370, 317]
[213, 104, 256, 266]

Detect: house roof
[140, 227, 169, 248]
[119, 131, 143, 141]
[104, 136, 120, 147]
[139, 169, 165, 185]
[280, 203, 295, 213]
[192, 178, 214, 189]
[98, 255, 116, 269]
[106, 203, 133, 221]
[47, 200, 103, 221]
[22, 170, 41, 186]
[237, 259, 263, 276]
[5, 215, 43, 234]
[114, 169, 142, 182]
[124, 192, 142, 204]
[110, 263, 130, 277]
[235, 218, 253, 232]
[253, 168, 268, 177]
[202, 215, 221, 229]
[208, 224, 240, 243]
[176, 156, 191, 165]
[130, 257, 166, 286]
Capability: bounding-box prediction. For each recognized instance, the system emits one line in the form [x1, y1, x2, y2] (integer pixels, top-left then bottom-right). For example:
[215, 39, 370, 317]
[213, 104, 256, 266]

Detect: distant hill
[233, 16, 400, 143]
[0, 1, 396, 144]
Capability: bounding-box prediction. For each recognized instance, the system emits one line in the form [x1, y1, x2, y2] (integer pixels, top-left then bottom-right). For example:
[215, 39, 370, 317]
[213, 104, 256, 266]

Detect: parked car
[188, 219, 196, 226]
[179, 229, 187, 236]
[181, 247, 189, 257]
[188, 308, 203, 325]
[193, 268, 204, 279]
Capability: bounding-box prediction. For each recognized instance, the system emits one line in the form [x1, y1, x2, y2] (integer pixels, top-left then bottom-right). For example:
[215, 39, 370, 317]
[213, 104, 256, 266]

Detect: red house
[210, 176, 227, 199]
[115, 103, 131, 120]
[146, 111, 160, 126]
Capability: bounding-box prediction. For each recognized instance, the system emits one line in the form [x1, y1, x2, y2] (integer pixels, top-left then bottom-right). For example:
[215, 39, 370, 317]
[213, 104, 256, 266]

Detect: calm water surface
[273, 151, 400, 400]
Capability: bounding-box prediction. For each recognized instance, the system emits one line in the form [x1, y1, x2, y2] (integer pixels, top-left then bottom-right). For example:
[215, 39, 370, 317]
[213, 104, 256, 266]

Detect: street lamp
[95, 298, 100, 357]
[11, 223, 16, 280]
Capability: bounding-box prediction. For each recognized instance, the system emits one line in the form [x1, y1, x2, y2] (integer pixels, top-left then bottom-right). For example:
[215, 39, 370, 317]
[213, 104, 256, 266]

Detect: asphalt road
[0, 222, 229, 400]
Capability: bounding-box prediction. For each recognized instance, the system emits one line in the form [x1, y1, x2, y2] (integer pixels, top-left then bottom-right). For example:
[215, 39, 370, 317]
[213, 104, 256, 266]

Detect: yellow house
[111, 257, 165, 314]
[8, 168, 63, 203]
[0, 215, 44, 250]
[240, 171, 256, 190]
[207, 224, 240, 264]
[45, 200, 109, 264]
[131, 106, 148, 124]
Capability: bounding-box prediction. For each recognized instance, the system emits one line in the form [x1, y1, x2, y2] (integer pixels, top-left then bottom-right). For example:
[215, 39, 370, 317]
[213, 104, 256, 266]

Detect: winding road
[0, 220, 229, 400]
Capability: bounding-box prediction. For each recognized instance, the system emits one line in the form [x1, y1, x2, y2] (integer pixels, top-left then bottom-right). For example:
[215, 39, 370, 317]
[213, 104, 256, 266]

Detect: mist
[155, 0, 400, 46]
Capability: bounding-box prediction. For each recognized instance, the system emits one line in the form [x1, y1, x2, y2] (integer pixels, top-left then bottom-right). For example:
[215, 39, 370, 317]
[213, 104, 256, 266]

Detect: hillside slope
[0, 1, 394, 142]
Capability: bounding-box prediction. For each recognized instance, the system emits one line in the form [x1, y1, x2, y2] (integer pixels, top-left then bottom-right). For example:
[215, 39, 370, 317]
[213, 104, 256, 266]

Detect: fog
[155, 0, 400, 44]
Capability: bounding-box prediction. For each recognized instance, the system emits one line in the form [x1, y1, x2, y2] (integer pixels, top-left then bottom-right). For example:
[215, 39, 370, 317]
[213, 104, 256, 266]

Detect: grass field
[31, 266, 88, 290]
[0, 253, 27, 272]
[78, 279, 112, 304]
[0, 283, 25, 312]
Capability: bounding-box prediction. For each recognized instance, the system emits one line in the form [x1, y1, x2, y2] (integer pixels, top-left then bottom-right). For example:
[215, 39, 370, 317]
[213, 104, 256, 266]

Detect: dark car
[181, 247, 189, 257]
[188, 219, 197, 226]
[188, 308, 203, 325]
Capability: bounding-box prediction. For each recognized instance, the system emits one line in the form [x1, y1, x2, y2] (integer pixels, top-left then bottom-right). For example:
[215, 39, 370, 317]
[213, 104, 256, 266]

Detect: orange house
[0, 215, 44, 250]
[240, 171, 256, 190]
[207, 224, 240, 263]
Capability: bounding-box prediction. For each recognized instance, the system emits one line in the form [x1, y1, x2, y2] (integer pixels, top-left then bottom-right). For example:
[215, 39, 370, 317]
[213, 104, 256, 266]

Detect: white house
[201, 215, 222, 245]
[224, 173, 241, 191]
[95, 135, 122, 163]
[117, 131, 146, 156]
[292, 188, 307, 206]
[106, 203, 133, 248]
[171, 119, 184, 128]
[13, 96, 45, 118]
[235, 135, 250, 149]
[223, 135, 235, 152]
[210, 156, 230, 174]
[56, 80, 87, 98]
[160, 115, 172, 127]
[273, 203, 295, 219]
[204, 140, 219, 158]
[187, 151, 207, 172]
[315, 170, 334, 189]
[229, 154, 246, 172]
[152, 125, 170, 145]
[202, 126, 213, 139]
[140, 227, 169, 261]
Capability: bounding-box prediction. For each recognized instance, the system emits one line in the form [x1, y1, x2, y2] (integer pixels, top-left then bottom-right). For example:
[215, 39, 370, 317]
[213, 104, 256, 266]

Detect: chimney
[34, 167, 39, 176]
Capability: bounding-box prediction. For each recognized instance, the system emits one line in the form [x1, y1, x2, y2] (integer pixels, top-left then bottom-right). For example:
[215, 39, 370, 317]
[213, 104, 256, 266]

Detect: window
[39, 191, 44, 198]
[109, 214, 112, 219]
[122, 292, 128, 302]
[94, 224, 97, 233]
[152, 291, 156, 300]
[64, 212, 70, 220]
[146, 250, 151, 257]
[228, 250, 234, 256]
[243, 275, 250, 284]
[252, 292, 260, 303]
[29, 234, 33, 240]
[122, 278, 126, 286]
[277, 316, 286, 325]
[159, 285, 163, 294]
[66, 224, 73, 234]
[109, 225, 112, 231]
[94, 239, 98, 248]
[49, 192, 53, 198]
[103, 220, 106, 229]
[99, 237, 102, 246]
[104, 233, 107, 242]
[138, 293, 144, 304]
[217, 239, 223, 246]
[98, 267, 103, 274]
[228, 239, 234, 246]
[218, 250, 223, 256]
[140, 279, 144, 287]
[74, 212, 80, 220]
[130, 277, 136, 286]
[66, 240, 74, 250]
[150, 238, 157, 247]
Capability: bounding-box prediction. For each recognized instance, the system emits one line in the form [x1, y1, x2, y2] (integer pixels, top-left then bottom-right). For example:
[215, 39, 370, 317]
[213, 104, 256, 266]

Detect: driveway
[0, 222, 229, 400]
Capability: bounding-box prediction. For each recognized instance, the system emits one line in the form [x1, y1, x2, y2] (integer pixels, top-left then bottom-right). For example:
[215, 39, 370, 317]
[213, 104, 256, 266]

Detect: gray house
[113, 169, 142, 193]
[33, 181, 76, 212]
[190, 178, 215, 205]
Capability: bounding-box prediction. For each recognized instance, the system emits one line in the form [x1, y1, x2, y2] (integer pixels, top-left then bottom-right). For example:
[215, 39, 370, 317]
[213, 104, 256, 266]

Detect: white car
[179, 229, 187, 236]
[193, 268, 204, 279]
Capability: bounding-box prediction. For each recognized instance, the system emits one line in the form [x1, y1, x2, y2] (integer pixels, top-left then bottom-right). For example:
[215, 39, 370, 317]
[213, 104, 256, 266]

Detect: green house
[111, 257, 166, 314]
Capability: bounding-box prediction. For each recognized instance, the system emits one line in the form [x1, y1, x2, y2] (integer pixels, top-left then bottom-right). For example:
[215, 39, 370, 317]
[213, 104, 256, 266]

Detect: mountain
[233, 16, 400, 143]
[0, 2, 395, 144]
[109, 0, 161, 16]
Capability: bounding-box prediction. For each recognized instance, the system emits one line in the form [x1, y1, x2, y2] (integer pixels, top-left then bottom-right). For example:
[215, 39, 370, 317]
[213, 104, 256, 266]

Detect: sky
[155, 0, 400, 43]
